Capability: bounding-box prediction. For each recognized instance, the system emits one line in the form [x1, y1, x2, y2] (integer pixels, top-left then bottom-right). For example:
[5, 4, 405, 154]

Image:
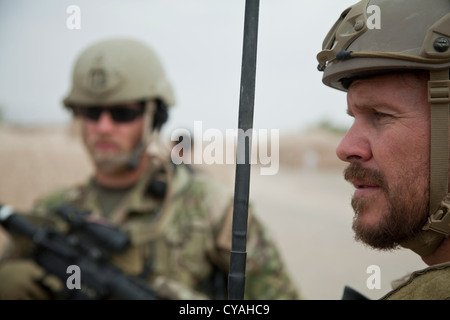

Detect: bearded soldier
[317, 0, 450, 299]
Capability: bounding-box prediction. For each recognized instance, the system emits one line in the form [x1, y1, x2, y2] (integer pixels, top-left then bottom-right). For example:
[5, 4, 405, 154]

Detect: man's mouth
[93, 141, 119, 152]
[344, 163, 387, 199]
[351, 179, 381, 197]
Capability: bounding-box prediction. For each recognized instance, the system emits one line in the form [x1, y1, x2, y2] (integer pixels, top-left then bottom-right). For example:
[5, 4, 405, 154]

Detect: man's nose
[96, 110, 116, 132]
[336, 122, 371, 163]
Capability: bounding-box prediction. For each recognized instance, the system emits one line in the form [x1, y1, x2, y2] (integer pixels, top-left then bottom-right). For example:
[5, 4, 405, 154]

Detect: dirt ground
[0, 125, 428, 300]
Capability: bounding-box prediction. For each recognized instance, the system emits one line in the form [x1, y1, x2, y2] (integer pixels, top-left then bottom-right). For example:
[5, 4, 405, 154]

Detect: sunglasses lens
[78, 107, 103, 121]
[110, 107, 144, 123]
[77, 106, 144, 123]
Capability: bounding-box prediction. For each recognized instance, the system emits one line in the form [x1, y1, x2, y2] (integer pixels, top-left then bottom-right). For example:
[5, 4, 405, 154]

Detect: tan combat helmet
[317, 0, 450, 256]
[63, 37, 175, 109]
[63, 37, 176, 168]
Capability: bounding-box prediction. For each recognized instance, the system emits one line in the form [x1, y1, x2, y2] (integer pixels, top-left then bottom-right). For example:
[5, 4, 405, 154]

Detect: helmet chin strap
[400, 69, 450, 257]
[127, 101, 157, 170]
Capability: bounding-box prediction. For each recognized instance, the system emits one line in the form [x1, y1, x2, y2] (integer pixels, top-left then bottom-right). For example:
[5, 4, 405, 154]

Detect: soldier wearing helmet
[0, 37, 300, 300]
[318, 0, 450, 299]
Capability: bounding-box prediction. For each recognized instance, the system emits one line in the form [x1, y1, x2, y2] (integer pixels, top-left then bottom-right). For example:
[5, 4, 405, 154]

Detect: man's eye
[374, 111, 389, 118]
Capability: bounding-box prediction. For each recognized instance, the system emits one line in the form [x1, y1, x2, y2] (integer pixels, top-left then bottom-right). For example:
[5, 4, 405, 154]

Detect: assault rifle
[0, 203, 162, 300]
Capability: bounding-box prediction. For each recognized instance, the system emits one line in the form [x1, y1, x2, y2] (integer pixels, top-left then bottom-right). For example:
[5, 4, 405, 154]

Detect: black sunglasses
[75, 105, 145, 123]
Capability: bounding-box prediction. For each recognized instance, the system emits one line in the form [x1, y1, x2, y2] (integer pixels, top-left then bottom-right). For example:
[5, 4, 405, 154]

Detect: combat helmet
[317, 0, 450, 256]
[63, 37, 175, 110]
[63, 37, 176, 168]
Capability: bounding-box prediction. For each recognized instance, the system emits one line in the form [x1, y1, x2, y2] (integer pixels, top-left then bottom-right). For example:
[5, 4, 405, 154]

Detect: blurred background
[0, 0, 428, 300]
[0, 0, 356, 132]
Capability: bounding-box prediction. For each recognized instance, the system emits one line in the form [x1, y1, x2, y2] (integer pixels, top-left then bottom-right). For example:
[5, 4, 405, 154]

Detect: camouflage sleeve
[244, 212, 301, 300]
[31, 188, 74, 216]
[209, 201, 301, 300]
[175, 168, 301, 300]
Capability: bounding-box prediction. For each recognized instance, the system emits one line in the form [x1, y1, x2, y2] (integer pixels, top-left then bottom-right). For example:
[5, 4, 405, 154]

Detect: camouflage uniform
[19, 160, 300, 300]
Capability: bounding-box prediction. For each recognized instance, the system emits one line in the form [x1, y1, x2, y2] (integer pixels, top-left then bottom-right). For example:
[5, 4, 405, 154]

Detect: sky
[0, 0, 358, 137]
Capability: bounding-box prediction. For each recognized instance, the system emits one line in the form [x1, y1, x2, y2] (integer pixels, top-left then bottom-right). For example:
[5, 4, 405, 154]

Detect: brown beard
[84, 137, 133, 173]
[92, 152, 132, 173]
[344, 163, 429, 250]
